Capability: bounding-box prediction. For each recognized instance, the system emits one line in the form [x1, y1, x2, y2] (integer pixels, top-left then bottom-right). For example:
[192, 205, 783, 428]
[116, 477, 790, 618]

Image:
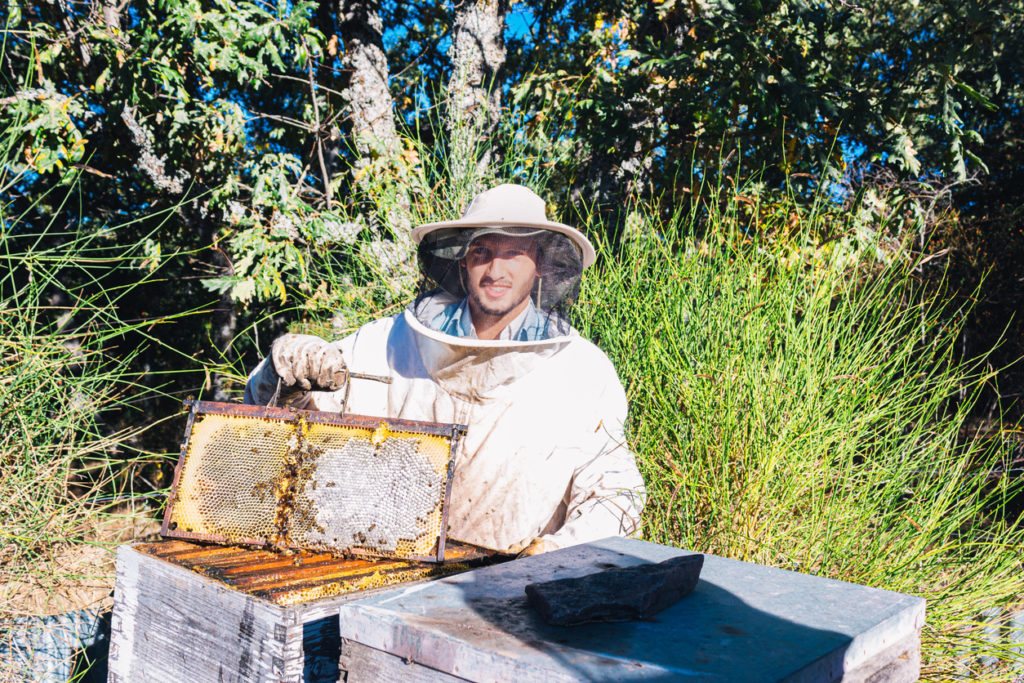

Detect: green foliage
[3, 0, 322, 183]
[576, 192, 1024, 676]
[0, 0, 344, 311]
[5, 0, 1020, 314]
[508, 0, 1023, 206]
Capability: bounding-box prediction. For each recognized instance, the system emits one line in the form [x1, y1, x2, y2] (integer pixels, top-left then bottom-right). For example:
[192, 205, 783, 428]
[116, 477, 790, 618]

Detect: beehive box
[107, 539, 493, 682]
[335, 537, 926, 682]
[108, 400, 488, 681]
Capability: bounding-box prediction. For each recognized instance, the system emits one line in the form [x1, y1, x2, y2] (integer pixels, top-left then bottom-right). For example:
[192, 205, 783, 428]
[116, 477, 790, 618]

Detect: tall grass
[0, 148, 175, 622]
[577, 195, 1024, 678]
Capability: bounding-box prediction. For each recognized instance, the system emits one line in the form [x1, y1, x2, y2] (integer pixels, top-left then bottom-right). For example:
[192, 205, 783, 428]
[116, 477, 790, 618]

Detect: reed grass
[576, 194, 1024, 678]
[0, 146, 174, 623]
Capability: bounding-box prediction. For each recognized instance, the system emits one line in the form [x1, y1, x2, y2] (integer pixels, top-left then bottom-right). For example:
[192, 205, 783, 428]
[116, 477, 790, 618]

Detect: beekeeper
[245, 184, 644, 556]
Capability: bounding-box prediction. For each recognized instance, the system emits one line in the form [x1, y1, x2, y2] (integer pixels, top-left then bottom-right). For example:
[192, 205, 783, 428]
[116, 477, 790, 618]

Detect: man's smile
[480, 279, 512, 298]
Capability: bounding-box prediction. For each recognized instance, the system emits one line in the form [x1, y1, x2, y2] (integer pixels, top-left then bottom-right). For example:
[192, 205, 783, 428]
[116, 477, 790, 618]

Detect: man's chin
[478, 303, 517, 317]
[471, 292, 528, 318]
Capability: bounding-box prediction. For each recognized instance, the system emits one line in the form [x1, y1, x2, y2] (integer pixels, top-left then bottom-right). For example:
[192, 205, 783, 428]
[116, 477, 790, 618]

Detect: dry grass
[0, 511, 160, 619]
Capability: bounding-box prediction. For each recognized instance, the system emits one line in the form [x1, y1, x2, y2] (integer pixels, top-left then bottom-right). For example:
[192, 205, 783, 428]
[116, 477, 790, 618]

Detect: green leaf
[231, 278, 256, 303]
[94, 66, 111, 94]
[963, 148, 989, 174]
[200, 276, 235, 295]
[955, 81, 997, 112]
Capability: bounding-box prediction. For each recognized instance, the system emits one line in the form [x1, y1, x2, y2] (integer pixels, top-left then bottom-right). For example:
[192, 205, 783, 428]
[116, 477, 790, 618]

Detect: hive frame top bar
[162, 399, 468, 563]
[184, 399, 468, 438]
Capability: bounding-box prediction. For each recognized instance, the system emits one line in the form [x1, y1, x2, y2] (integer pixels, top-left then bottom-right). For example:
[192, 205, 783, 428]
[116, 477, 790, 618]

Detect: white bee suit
[244, 295, 645, 553]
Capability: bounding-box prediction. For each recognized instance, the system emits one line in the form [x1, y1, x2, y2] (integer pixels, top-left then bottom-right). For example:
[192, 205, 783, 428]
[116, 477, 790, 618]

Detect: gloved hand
[508, 537, 559, 558]
[270, 334, 348, 392]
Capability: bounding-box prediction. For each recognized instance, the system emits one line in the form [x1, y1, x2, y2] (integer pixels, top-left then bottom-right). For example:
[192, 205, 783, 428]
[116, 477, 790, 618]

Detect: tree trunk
[580, 93, 657, 213]
[335, 0, 403, 169]
[447, 0, 508, 188]
[323, 0, 415, 294]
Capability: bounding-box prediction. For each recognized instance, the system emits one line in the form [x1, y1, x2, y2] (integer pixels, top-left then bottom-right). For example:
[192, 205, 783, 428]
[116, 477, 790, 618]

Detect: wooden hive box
[335, 537, 927, 682]
[107, 540, 488, 682]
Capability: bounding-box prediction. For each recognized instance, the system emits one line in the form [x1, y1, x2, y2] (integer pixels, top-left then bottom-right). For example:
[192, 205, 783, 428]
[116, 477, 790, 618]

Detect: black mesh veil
[411, 227, 585, 340]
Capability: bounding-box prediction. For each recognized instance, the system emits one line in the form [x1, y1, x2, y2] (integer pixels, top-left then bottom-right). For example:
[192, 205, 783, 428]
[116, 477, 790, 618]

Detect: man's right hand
[270, 334, 348, 392]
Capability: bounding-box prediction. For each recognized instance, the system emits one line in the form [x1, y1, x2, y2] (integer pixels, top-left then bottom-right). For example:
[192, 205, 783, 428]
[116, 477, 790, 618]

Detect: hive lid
[162, 400, 466, 563]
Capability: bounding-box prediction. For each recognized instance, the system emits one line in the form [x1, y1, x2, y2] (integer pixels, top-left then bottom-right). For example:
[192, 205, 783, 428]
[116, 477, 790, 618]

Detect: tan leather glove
[508, 537, 559, 558]
[270, 334, 348, 392]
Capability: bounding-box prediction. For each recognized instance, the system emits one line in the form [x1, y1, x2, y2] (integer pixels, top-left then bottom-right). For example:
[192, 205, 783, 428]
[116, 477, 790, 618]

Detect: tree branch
[306, 41, 333, 209]
[94, 0, 190, 195]
[118, 107, 189, 194]
[0, 89, 71, 107]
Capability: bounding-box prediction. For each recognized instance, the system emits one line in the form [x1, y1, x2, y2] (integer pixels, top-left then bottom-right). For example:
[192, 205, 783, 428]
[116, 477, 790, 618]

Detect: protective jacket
[245, 292, 645, 552]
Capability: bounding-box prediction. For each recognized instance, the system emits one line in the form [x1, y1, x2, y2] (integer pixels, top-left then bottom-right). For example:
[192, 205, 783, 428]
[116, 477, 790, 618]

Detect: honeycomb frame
[162, 400, 466, 563]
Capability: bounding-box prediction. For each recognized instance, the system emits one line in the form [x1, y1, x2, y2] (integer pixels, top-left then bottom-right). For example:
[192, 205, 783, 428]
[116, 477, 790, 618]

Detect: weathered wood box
[106, 540, 483, 682]
[109, 537, 926, 682]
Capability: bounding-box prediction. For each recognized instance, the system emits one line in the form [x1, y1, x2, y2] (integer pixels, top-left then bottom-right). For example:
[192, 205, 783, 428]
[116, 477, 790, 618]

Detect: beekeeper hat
[412, 184, 596, 268]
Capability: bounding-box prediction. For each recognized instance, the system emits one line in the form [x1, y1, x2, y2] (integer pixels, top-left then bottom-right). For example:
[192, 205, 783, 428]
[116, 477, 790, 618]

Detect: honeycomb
[164, 406, 458, 561]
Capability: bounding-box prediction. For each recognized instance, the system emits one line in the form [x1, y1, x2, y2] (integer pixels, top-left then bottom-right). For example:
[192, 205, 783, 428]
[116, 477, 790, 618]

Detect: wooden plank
[339, 638, 466, 682]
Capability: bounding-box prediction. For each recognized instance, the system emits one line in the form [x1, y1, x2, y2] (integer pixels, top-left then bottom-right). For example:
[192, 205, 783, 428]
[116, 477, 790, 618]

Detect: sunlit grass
[577, 195, 1024, 678]
[0, 139, 178, 624]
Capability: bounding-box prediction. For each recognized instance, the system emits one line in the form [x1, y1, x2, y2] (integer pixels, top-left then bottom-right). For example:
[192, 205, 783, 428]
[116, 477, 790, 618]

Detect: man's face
[462, 233, 539, 319]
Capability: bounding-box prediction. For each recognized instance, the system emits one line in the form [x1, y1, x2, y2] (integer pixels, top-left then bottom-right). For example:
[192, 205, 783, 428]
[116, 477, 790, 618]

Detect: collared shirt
[429, 298, 552, 341]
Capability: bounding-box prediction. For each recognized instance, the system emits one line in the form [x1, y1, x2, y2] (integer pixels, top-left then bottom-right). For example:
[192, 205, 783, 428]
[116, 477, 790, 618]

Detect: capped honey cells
[163, 401, 465, 562]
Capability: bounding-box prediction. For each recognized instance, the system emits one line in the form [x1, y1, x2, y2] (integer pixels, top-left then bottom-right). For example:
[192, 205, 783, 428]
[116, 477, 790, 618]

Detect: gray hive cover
[337, 536, 926, 681]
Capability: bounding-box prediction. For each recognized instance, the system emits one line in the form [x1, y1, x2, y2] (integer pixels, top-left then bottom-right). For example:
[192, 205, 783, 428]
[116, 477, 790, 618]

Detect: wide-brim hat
[411, 184, 596, 268]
